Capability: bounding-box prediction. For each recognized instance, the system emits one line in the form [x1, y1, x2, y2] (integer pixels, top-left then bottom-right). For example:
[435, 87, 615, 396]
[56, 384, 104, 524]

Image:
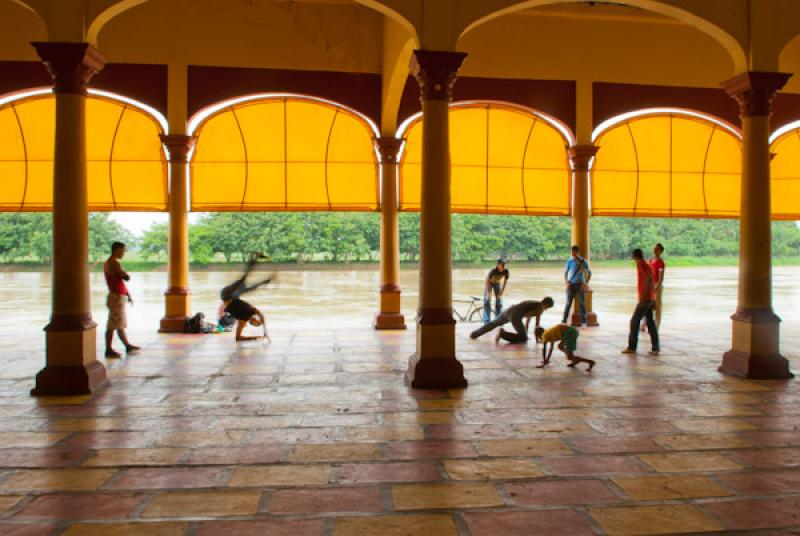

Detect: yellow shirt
[541, 324, 569, 343]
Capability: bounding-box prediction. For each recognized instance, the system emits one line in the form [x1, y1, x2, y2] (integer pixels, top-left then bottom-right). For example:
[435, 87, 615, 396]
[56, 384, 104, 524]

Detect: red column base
[719, 350, 794, 380]
[405, 353, 467, 389]
[570, 311, 599, 327]
[31, 361, 109, 396]
[159, 316, 189, 333]
[375, 312, 406, 330]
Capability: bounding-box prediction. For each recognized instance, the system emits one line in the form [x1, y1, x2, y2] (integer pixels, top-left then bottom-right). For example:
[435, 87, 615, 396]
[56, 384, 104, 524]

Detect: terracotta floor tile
[0, 524, 57, 536]
[655, 433, 754, 450]
[0, 432, 70, 448]
[671, 418, 757, 433]
[0, 448, 89, 468]
[729, 448, 800, 468]
[384, 441, 477, 460]
[14, 494, 145, 520]
[108, 467, 224, 489]
[183, 445, 284, 465]
[590, 504, 722, 535]
[569, 436, 663, 454]
[143, 491, 261, 517]
[0, 469, 116, 491]
[612, 475, 734, 500]
[83, 448, 187, 467]
[506, 479, 621, 505]
[464, 510, 596, 536]
[290, 443, 381, 462]
[227, 464, 330, 487]
[337, 461, 440, 484]
[444, 459, 543, 480]
[392, 482, 504, 510]
[638, 452, 743, 472]
[334, 514, 458, 536]
[716, 470, 800, 495]
[702, 497, 800, 529]
[479, 438, 572, 457]
[515, 421, 595, 436]
[269, 487, 381, 514]
[382, 412, 456, 425]
[541, 455, 648, 476]
[0, 495, 24, 513]
[61, 522, 188, 536]
[196, 519, 324, 536]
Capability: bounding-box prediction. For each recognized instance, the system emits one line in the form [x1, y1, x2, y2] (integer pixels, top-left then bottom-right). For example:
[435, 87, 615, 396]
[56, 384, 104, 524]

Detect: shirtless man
[103, 242, 140, 357]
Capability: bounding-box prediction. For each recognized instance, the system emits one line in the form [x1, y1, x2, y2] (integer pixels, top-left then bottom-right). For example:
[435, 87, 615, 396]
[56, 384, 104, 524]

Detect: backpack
[185, 312, 207, 334]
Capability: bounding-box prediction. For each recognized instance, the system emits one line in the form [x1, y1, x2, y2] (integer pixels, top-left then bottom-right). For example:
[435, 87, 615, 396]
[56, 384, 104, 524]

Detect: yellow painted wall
[0, 2, 46, 60]
[96, 0, 382, 73]
[457, 5, 736, 88]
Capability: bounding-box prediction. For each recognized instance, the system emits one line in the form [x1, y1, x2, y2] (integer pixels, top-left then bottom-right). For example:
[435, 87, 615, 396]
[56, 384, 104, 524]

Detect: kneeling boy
[534, 324, 595, 371]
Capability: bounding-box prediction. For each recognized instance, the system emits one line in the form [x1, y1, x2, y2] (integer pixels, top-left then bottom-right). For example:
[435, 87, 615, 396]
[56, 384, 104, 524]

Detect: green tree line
[1, 212, 798, 264]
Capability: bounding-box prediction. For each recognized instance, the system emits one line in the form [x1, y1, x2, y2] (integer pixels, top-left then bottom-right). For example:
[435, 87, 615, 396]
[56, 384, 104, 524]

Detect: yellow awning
[190, 97, 379, 212]
[399, 103, 572, 215]
[591, 113, 742, 218]
[770, 128, 800, 220]
[0, 91, 168, 212]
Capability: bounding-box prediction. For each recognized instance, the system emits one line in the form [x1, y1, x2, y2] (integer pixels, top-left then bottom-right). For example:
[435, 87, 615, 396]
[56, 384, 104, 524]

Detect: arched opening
[397, 102, 573, 215]
[769, 122, 800, 220]
[591, 109, 742, 219]
[188, 95, 380, 213]
[0, 88, 168, 212]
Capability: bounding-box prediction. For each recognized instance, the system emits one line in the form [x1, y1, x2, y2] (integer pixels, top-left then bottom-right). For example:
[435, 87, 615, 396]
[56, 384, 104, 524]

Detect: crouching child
[534, 324, 595, 371]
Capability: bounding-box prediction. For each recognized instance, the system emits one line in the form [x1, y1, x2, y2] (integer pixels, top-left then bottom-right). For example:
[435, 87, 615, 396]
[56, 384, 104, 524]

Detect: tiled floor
[0, 322, 798, 535]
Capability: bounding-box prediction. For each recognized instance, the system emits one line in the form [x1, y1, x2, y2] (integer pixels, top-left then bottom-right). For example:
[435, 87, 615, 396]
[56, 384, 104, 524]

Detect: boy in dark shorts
[534, 324, 595, 371]
[219, 254, 273, 342]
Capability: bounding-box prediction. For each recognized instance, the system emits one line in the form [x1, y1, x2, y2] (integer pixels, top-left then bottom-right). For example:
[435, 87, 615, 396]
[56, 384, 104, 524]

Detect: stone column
[31, 42, 108, 396]
[405, 49, 467, 389]
[568, 145, 599, 327]
[375, 137, 406, 330]
[720, 71, 793, 379]
[159, 135, 196, 332]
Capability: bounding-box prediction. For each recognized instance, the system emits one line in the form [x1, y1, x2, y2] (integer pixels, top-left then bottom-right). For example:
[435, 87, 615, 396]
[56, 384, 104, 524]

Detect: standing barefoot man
[103, 242, 140, 357]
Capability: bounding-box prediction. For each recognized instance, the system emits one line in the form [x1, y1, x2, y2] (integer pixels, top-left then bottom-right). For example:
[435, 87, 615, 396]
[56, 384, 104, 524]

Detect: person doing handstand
[220, 255, 273, 342]
[470, 298, 554, 344]
[534, 324, 595, 371]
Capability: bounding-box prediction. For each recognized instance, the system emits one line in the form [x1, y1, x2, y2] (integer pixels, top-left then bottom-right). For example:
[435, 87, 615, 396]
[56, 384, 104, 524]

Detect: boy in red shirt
[622, 248, 660, 356]
[641, 243, 666, 332]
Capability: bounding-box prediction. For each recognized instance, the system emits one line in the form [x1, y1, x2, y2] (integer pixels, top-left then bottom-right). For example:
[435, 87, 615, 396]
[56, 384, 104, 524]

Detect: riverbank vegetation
[1, 212, 798, 268]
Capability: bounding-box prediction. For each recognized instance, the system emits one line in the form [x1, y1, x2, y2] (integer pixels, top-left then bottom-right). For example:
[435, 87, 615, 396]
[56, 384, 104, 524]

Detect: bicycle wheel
[468, 307, 483, 323]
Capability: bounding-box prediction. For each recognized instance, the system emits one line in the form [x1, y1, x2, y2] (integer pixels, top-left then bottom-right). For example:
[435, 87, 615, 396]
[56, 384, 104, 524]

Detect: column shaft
[375, 138, 406, 329]
[160, 135, 195, 332]
[720, 71, 793, 379]
[568, 145, 599, 327]
[405, 49, 467, 389]
[32, 42, 108, 396]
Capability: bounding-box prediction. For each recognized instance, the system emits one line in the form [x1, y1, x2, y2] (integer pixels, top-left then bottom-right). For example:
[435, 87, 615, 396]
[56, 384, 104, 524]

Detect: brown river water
[0, 266, 797, 340]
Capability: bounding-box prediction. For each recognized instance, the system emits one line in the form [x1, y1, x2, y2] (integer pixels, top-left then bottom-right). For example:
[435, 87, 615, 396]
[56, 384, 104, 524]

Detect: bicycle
[453, 295, 484, 323]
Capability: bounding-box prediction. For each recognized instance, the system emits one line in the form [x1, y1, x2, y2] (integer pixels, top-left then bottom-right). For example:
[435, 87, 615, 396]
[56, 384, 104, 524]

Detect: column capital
[410, 50, 467, 102]
[374, 137, 403, 164]
[32, 42, 106, 95]
[721, 71, 792, 118]
[160, 134, 197, 164]
[567, 145, 599, 172]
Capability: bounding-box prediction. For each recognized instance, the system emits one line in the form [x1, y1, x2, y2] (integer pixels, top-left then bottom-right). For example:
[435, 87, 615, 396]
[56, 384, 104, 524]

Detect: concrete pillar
[31, 42, 108, 396]
[405, 49, 467, 389]
[159, 135, 195, 332]
[374, 137, 406, 330]
[720, 71, 793, 379]
[568, 145, 599, 327]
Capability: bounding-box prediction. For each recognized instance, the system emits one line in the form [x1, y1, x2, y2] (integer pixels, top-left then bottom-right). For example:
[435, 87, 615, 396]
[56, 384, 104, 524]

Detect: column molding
[374, 136, 406, 329]
[161, 134, 196, 165]
[719, 70, 793, 380]
[567, 145, 598, 173]
[405, 49, 467, 389]
[32, 41, 108, 396]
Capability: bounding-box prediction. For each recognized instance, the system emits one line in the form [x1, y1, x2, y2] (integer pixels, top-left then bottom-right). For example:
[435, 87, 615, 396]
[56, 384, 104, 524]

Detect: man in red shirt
[622, 248, 660, 356]
[103, 242, 140, 357]
[641, 243, 666, 332]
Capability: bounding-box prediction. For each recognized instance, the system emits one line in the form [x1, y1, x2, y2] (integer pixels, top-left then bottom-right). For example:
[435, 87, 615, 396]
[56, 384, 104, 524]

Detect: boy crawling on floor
[534, 324, 595, 371]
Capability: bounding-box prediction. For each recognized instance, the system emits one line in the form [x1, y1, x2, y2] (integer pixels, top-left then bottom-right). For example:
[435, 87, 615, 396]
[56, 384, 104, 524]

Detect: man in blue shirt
[563, 245, 592, 325]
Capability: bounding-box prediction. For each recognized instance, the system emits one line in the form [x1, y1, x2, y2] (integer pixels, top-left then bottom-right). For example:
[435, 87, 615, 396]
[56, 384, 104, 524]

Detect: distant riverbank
[1, 256, 799, 272]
